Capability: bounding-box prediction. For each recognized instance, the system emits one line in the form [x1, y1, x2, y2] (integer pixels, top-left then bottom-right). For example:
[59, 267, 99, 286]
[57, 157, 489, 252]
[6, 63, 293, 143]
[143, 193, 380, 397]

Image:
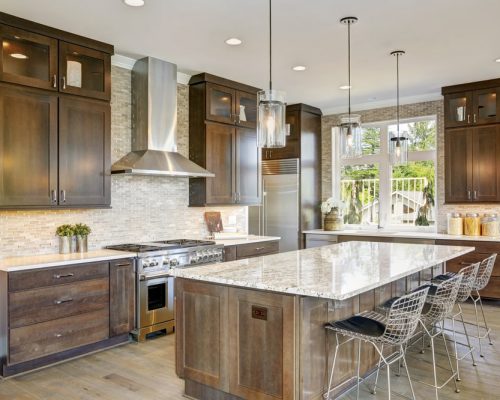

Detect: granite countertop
[303, 229, 500, 242]
[213, 235, 280, 247]
[0, 250, 137, 272]
[169, 241, 474, 301]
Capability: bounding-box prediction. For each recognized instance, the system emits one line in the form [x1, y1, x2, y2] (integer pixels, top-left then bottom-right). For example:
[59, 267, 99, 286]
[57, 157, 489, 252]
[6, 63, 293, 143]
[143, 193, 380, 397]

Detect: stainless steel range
[107, 239, 224, 341]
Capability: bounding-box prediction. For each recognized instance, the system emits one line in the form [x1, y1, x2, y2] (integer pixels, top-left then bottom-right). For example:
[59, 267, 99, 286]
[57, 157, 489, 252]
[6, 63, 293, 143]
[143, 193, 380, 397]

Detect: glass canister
[464, 213, 481, 236]
[481, 213, 500, 237]
[447, 212, 463, 235]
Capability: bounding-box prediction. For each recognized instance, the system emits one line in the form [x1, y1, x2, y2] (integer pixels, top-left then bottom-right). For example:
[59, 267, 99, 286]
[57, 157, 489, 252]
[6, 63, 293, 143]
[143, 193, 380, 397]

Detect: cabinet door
[0, 84, 58, 207]
[110, 259, 135, 336]
[445, 128, 473, 202]
[0, 25, 58, 91]
[472, 125, 500, 201]
[59, 96, 111, 206]
[59, 42, 111, 100]
[473, 87, 500, 125]
[236, 127, 260, 204]
[235, 91, 257, 128]
[205, 122, 235, 204]
[206, 83, 236, 125]
[444, 92, 473, 128]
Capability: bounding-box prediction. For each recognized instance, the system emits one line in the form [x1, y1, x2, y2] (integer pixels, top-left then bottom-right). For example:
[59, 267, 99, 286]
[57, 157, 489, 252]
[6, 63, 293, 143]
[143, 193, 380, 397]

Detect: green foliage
[73, 223, 91, 236]
[407, 121, 436, 151]
[56, 224, 74, 237]
[362, 127, 380, 155]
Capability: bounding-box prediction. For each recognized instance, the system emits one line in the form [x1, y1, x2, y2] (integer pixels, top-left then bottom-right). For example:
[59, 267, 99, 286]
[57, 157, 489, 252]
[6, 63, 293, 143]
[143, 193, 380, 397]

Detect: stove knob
[143, 261, 150, 268]
[163, 259, 170, 265]
[170, 259, 179, 267]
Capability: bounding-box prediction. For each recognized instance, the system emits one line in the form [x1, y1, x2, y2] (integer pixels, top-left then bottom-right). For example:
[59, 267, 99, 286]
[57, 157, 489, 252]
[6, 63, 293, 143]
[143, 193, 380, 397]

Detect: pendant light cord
[347, 20, 351, 117]
[269, 0, 272, 91]
[396, 52, 400, 139]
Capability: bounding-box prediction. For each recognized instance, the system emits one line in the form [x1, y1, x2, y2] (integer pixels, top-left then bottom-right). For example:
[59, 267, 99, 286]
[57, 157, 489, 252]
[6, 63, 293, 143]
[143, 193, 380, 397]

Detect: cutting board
[204, 212, 223, 233]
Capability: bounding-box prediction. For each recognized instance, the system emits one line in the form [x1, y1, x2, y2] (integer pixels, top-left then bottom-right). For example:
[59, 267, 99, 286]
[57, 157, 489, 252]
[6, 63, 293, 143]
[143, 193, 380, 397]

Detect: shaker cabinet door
[235, 91, 257, 129]
[472, 87, 500, 125]
[236, 127, 260, 205]
[206, 83, 236, 125]
[58, 96, 110, 206]
[472, 125, 500, 201]
[444, 127, 473, 203]
[444, 92, 473, 128]
[0, 84, 58, 207]
[110, 259, 135, 336]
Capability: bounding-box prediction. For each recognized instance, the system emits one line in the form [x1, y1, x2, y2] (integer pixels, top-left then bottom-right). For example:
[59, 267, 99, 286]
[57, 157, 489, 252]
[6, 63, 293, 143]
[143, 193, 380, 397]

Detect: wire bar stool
[324, 288, 429, 400]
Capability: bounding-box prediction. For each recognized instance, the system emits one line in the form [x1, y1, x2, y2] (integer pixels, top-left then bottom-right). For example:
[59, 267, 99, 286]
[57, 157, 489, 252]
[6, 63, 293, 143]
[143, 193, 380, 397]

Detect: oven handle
[139, 273, 172, 281]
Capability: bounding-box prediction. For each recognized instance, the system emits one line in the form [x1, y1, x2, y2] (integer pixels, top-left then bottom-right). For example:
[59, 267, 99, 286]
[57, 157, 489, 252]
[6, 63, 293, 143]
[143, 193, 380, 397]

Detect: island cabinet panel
[228, 288, 296, 400]
[109, 259, 135, 336]
[175, 279, 229, 391]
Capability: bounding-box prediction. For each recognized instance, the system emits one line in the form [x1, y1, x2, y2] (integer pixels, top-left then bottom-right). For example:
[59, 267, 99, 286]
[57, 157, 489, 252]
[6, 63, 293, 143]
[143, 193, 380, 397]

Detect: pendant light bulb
[257, 0, 286, 148]
[389, 50, 408, 165]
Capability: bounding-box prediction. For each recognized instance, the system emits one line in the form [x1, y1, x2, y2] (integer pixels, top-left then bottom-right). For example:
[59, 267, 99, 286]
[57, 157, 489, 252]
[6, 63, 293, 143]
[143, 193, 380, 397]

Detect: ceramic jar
[324, 209, 343, 231]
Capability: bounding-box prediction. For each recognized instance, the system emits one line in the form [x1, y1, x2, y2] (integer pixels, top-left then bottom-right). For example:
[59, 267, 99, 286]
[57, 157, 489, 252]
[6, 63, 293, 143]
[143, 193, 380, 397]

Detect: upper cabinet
[0, 12, 113, 209]
[443, 79, 500, 203]
[189, 74, 261, 206]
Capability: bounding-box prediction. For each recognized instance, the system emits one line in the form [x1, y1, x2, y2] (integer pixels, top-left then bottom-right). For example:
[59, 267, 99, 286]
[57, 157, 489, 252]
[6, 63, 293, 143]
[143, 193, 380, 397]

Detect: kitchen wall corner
[0, 66, 247, 257]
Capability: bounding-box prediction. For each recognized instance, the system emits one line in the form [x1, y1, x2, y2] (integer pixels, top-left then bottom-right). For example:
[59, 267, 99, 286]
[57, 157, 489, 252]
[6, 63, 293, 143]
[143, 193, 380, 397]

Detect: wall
[0, 66, 247, 257]
[321, 100, 500, 233]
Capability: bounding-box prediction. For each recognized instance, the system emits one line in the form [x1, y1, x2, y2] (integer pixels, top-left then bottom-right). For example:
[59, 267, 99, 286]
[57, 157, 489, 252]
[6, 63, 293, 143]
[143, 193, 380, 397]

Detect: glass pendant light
[339, 17, 362, 159]
[257, 0, 286, 148]
[389, 50, 408, 165]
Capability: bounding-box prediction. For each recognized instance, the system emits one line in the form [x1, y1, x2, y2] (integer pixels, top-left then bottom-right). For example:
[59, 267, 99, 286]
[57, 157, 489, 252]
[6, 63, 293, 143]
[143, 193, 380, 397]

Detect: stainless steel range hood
[111, 57, 214, 177]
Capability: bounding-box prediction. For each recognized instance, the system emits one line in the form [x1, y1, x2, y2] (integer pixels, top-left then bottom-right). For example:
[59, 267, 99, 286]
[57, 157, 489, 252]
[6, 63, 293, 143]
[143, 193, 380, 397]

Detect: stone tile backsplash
[0, 66, 247, 257]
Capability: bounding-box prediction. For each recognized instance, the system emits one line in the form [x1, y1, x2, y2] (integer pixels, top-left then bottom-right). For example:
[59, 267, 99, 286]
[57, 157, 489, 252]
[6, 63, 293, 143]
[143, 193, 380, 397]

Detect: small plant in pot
[74, 223, 91, 253]
[56, 224, 75, 254]
[321, 198, 345, 231]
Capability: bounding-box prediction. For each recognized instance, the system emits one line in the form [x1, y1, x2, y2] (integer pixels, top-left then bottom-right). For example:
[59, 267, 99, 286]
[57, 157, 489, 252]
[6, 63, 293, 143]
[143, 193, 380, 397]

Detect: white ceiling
[2, 0, 500, 114]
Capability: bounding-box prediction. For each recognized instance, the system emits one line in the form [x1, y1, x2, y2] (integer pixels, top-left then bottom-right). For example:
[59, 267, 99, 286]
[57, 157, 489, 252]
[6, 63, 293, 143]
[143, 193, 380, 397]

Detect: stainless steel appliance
[249, 159, 300, 252]
[107, 239, 224, 341]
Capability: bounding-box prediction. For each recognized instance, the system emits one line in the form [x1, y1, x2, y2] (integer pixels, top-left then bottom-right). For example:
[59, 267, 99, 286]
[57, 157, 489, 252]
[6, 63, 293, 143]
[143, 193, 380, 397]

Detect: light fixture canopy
[225, 37, 242, 46]
[389, 50, 408, 165]
[339, 16, 362, 159]
[10, 53, 28, 59]
[257, 0, 286, 148]
[292, 65, 306, 71]
[123, 0, 145, 6]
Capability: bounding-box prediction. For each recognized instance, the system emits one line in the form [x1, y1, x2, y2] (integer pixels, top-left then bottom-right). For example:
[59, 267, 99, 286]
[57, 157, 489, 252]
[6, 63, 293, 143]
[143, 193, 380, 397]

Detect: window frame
[332, 115, 437, 231]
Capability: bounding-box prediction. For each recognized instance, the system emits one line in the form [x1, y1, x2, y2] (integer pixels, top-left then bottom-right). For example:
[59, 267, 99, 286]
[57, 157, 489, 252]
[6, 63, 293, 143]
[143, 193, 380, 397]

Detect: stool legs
[477, 294, 493, 346]
[371, 343, 384, 394]
[473, 297, 484, 357]
[458, 304, 477, 367]
[356, 339, 361, 400]
[401, 346, 416, 400]
[326, 334, 340, 400]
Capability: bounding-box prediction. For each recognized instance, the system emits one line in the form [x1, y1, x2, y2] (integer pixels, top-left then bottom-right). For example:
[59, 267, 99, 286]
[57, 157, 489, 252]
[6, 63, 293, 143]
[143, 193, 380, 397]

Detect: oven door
[138, 275, 174, 329]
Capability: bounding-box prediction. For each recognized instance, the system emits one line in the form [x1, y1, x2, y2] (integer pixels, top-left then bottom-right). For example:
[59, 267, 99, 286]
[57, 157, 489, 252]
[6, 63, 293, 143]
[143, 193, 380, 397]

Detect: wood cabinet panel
[445, 127, 473, 203]
[109, 259, 135, 336]
[9, 308, 109, 365]
[9, 261, 109, 292]
[175, 279, 229, 391]
[224, 245, 237, 262]
[9, 278, 109, 328]
[228, 288, 295, 400]
[58, 96, 111, 206]
[0, 84, 58, 207]
[236, 240, 279, 259]
[236, 127, 260, 204]
[472, 125, 500, 201]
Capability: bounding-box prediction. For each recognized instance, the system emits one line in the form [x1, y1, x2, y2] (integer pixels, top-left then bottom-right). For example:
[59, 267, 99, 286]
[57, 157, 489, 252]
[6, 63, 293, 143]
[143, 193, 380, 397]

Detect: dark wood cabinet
[443, 79, 500, 203]
[109, 259, 135, 337]
[223, 240, 279, 262]
[189, 73, 261, 206]
[0, 84, 58, 207]
[59, 96, 111, 206]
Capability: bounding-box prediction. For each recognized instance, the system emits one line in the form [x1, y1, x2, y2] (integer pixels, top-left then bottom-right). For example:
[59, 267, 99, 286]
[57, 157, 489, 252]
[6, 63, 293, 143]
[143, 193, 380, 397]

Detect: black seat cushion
[326, 316, 386, 337]
[413, 283, 438, 296]
[433, 272, 456, 281]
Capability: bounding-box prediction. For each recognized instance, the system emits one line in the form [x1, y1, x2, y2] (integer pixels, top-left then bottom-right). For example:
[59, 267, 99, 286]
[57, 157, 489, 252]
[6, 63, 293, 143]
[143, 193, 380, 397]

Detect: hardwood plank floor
[0, 302, 498, 400]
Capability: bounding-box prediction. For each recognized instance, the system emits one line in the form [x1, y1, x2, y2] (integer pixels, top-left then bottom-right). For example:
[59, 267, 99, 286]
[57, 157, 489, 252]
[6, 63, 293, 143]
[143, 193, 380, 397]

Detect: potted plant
[74, 223, 91, 253]
[321, 198, 345, 231]
[56, 224, 74, 254]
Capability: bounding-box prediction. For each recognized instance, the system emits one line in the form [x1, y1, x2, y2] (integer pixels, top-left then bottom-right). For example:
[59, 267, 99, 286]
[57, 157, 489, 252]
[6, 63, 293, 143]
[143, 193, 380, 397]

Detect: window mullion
[379, 125, 390, 227]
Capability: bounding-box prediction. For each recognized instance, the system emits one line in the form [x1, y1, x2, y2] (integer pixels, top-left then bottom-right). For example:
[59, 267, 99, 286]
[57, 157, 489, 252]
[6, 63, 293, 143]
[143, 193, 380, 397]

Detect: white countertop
[169, 242, 473, 301]
[303, 229, 500, 242]
[213, 235, 280, 247]
[0, 250, 137, 272]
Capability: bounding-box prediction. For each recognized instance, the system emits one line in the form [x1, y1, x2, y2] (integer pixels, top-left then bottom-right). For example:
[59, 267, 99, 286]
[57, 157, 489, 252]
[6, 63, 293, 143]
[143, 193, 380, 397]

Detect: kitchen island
[171, 241, 473, 400]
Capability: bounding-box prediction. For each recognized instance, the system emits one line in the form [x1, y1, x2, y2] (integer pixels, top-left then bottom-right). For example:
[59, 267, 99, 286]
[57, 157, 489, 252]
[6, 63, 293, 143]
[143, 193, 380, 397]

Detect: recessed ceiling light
[339, 85, 352, 90]
[123, 0, 144, 7]
[225, 38, 242, 46]
[10, 53, 28, 59]
[292, 65, 306, 71]
[496, 58, 500, 63]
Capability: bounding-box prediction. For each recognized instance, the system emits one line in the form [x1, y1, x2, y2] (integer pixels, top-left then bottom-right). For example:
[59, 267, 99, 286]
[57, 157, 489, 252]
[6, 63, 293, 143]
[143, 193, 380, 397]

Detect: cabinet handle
[467, 114, 470, 124]
[114, 262, 131, 267]
[473, 190, 478, 200]
[270, 150, 273, 158]
[473, 114, 477, 123]
[61, 190, 66, 203]
[238, 192, 241, 202]
[255, 247, 265, 251]
[53, 273, 74, 279]
[62, 76, 66, 89]
[54, 333, 63, 338]
[54, 298, 73, 305]
[467, 190, 472, 200]
[52, 74, 57, 88]
[51, 189, 57, 203]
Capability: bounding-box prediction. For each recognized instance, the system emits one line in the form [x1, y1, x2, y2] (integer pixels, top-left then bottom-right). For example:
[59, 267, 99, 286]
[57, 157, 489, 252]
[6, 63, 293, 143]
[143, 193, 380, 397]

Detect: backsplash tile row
[0, 66, 247, 257]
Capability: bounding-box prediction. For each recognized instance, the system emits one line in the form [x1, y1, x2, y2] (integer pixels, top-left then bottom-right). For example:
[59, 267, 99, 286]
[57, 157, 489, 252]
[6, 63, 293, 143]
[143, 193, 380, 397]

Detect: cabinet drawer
[9, 278, 109, 329]
[236, 241, 279, 259]
[9, 262, 109, 292]
[479, 276, 500, 299]
[9, 308, 109, 365]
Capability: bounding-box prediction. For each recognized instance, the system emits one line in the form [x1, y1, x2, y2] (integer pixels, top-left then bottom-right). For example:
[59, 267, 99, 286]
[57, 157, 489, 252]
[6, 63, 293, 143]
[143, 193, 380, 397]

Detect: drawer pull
[54, 333, 63, 338]
[53, 273, 74, 279]
[114, 263, 131, 267]
[54, 298, 73, 305]
[255, 247, 265, 251]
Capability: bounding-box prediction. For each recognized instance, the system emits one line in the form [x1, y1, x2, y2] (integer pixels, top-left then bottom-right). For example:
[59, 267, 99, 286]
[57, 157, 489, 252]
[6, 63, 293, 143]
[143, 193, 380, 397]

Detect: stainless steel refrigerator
[248, 159, 300, 252]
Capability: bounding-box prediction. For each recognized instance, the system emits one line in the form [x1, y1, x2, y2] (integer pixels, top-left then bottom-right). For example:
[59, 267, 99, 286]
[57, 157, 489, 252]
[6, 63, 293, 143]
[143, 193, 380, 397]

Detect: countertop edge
[214, 236, 281, 246]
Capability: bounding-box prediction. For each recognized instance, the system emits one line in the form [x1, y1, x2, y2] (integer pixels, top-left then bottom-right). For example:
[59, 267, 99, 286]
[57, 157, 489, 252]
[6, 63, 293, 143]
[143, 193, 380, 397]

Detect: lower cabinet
[0, 258, 134, 376]
[175, 279, 295, 400]
[223, 240, 279, 261]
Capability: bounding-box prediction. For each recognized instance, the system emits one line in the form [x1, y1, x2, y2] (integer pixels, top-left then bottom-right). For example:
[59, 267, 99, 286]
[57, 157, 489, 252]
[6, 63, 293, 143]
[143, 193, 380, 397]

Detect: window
[332, 116, 436, 229]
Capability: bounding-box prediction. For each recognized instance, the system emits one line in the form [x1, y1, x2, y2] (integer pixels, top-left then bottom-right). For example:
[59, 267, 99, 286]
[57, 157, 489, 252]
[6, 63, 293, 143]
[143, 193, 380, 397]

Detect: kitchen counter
[170, 241, 472, 301]
[212, 235, 280, 247]
[304, 228, 500, 242]
[0, 249, 136, 272]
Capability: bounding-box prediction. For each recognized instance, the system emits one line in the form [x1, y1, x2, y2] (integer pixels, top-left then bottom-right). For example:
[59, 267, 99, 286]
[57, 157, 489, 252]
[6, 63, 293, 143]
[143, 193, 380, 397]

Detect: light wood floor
[0, 302, 498, 400]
